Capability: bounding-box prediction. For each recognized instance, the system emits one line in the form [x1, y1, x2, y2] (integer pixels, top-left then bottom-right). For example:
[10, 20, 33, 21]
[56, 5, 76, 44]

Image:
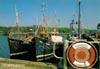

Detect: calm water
[0, 36, 10, 58]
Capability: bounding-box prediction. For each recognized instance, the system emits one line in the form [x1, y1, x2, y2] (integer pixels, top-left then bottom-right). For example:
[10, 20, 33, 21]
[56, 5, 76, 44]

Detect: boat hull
[8, 37, 36, 61]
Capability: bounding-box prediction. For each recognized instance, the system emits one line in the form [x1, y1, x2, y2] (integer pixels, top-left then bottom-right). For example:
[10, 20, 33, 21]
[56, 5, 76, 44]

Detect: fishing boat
[32, 1, 64, 61]
[8, 6, 36, 61]
[33, 23, 63, 61]
[8, 4, 63, 63]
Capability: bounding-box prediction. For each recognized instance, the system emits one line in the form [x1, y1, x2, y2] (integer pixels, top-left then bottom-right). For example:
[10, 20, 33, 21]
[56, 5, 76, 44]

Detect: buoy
[67, 41, 98, 68]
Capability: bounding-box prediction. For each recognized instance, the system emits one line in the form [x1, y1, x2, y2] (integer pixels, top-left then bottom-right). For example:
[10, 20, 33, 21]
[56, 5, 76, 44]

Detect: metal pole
[70, 20, 74, 36]
[15, 6, 19, 39]
[63, 40, 69, 69]
[78, 0, 81, 39]
[70, 23, 72, 35]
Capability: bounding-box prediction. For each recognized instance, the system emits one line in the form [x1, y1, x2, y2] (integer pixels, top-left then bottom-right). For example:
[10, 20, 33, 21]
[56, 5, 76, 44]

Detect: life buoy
[67, 41, 98, 68]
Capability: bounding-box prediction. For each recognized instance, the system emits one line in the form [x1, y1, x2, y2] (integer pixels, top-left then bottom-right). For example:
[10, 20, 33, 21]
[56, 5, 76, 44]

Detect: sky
[0, 0, 100, 29]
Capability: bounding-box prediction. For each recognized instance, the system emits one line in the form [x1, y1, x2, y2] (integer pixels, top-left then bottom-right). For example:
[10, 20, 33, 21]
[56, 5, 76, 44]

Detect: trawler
[8, 6, 36, 61]
[8, 3, 63, 63]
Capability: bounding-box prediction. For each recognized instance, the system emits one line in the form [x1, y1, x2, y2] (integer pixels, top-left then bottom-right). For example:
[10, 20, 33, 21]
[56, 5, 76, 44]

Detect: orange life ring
[67, 41, 98, 69]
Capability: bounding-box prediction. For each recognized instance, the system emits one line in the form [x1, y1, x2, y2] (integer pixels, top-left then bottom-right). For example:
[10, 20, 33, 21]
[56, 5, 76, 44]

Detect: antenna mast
[42, 0, 46, 22]
[15, 5, 20, 39]
[41, 0, 49, 35]
[78, 0, 81, 39]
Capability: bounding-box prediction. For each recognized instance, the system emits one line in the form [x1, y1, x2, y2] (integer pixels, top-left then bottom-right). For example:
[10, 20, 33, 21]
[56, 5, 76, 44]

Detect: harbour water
[0, 36, 10, 58]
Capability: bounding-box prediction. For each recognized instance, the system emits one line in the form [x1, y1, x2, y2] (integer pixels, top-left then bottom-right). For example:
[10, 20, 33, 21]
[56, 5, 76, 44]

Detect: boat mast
[15, 6, 20, 39]
[41, 1, 49, 35]
[78, 0, 81, 39]
[42, 1, 46, 22]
